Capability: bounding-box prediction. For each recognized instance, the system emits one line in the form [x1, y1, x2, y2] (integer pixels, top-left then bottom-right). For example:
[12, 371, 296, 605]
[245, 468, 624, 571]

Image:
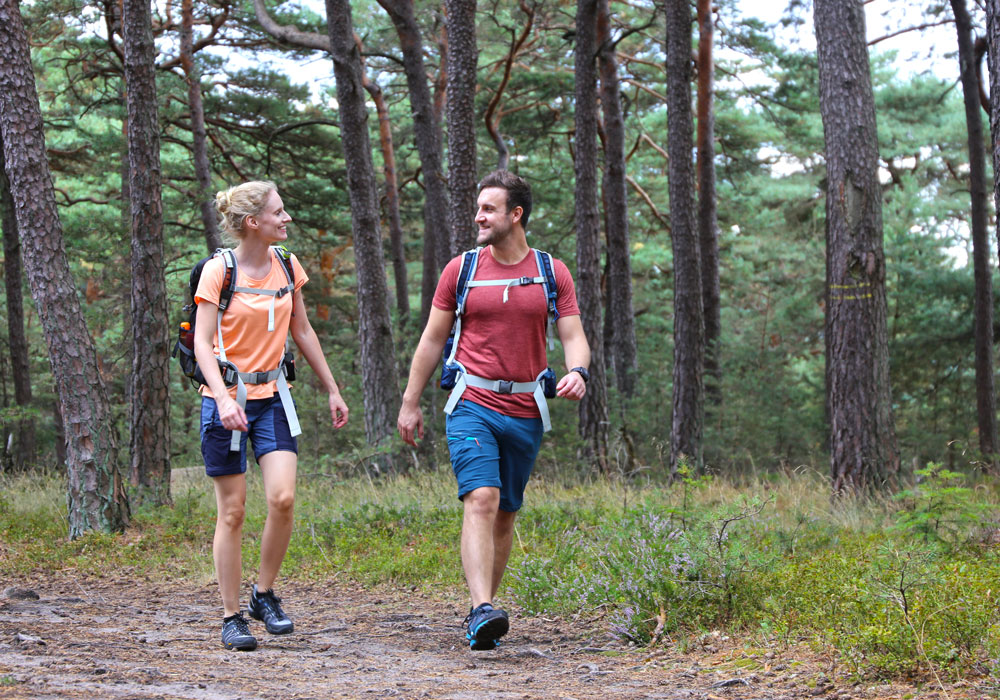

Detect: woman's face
[246, 189, 292, 243]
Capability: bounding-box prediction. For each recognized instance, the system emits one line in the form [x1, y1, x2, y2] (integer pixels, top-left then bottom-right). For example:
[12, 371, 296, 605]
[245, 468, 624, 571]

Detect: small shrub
[891, 464, 990, 547]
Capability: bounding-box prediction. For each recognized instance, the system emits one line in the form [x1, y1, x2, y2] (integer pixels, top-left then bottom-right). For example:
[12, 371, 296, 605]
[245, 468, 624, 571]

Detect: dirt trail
[0, 575, 988, 700]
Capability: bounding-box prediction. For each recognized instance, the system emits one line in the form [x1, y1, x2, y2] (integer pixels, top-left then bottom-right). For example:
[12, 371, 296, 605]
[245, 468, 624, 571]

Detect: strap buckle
[219, 360, 239, 387]
[518, 276, 532, 285]
[496, 380, 514, 394]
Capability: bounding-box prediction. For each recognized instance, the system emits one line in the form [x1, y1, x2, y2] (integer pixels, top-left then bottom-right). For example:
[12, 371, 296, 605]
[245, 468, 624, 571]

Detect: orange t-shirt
[194, 250, 308, 400]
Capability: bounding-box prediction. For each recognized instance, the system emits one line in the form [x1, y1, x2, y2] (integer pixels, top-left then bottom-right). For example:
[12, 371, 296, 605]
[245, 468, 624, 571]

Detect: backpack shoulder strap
[271, 245, 295, 289]
[533, 249, 560, 322]
[444, 248, 482, 367]
[216, 248, 238, 312]
[454, 247, 482, 314]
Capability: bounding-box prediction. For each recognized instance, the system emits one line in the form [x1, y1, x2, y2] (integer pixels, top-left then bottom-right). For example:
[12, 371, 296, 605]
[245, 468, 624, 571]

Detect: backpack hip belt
[228, 361, 300, 452]
[444, 367, 554, 432]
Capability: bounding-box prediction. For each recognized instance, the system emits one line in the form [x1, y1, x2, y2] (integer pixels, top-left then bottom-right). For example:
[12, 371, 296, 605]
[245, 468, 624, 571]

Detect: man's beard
[477, 221, 511, 246]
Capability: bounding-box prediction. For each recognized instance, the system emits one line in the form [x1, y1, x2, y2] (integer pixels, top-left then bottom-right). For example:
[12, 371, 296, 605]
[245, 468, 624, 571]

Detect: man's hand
[397, 401, 425, 446]
[329, 392, 349, 429]
[556, 371, 587, 401]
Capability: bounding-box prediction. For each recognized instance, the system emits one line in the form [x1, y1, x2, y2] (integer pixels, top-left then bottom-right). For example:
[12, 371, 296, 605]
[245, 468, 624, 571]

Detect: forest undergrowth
[1, 461, 998, 688]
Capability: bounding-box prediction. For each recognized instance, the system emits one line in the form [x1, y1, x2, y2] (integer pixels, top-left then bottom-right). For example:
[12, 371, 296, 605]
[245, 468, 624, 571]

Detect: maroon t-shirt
[432, 246, 581, 418]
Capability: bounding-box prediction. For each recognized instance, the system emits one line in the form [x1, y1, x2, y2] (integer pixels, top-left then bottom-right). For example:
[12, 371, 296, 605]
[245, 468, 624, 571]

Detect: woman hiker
[193, 180, 349, 650]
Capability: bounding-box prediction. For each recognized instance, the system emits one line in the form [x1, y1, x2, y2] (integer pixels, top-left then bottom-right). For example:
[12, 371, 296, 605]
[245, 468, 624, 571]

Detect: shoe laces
[256, 589, 285, 616]
[463, 603, 492, 629]
[225, 612, 252, 636]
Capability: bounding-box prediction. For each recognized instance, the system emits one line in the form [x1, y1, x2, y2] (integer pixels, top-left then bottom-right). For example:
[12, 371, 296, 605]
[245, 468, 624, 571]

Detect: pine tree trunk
[0, 0, 129, 534]
[325, 0, 402, 462]
[972, 0, 1000, 473]
[665, 0, 705, 474]
[181, 0, 222, 253]
[696, 0, 721, 406]
[361, 53, 410, 326]
[596, 0, 637, 398]
[813, 0, 900, 493]
[953, 0, 998, 468]
[574, 0, 609, 472]
[377, 0, 451, 325]
[987, 0, 1000, 266]
[0, 131, 35, 471]
[123, 0, 172, 506]
[444, 0, 478, 256]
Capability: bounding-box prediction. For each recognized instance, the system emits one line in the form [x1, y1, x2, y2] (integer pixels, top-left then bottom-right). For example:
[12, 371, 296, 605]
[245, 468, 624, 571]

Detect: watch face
[573, 367, 590, 382]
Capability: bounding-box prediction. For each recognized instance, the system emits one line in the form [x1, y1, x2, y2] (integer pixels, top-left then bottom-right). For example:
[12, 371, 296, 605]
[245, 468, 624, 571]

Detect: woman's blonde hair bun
[214, 181, 277, 240]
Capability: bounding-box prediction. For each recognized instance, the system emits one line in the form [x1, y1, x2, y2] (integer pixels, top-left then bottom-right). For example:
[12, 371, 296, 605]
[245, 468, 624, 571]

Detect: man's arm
[397, 305, 455, 445]
[554, 314, 590, 401]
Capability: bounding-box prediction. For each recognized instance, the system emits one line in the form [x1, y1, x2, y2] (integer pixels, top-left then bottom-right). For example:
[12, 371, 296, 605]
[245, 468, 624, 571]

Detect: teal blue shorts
[445, 399, 544, 512]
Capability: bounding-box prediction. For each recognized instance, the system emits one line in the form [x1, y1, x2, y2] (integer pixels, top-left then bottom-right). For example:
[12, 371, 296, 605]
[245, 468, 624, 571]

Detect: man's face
[475, 187, 519, 246]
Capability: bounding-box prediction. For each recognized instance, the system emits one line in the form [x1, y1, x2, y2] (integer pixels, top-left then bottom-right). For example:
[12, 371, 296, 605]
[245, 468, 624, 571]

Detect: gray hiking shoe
[248, 584, 294, 634]
[221, 611, 257, 651]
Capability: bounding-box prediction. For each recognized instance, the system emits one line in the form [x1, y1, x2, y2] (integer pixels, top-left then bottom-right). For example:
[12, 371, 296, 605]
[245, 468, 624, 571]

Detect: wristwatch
[570, 366, 590, 383]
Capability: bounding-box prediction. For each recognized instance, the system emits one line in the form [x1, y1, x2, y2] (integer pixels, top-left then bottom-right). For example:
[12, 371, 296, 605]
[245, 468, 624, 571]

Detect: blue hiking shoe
[248, 584, 294, 635]
[221, 611, 258, 651]
[463, 603, 509, 650]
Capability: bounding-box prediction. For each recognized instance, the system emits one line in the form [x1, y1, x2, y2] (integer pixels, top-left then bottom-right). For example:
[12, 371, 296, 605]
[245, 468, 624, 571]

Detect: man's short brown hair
[478, 170, 532, 228]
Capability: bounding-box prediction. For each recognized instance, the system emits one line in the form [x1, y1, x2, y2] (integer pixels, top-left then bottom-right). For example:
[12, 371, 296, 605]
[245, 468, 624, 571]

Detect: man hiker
[397, 170, 591, 650]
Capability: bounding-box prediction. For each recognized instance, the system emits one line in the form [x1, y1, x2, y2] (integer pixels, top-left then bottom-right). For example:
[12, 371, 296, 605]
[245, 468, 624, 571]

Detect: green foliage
[2, 468, 999, 680]
[890, 463, 992, 547]
[509, 492, 776, 645]
[504, 472, 1000, 678]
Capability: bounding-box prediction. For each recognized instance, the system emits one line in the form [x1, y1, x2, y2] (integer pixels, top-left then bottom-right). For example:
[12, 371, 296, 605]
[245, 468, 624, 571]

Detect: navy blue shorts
[200, 395, 297, 477]
[445, 399, 543, 512]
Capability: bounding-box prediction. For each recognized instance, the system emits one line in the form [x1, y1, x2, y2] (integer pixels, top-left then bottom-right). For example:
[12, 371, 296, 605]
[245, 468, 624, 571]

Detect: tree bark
[980, 0, 1000, 474]
[444, 0, 478, 256]
[954, 0, 999, 468]
[358, 33, 410, 326]
[253, 0, 331, 51]
[596, 0, 638, 398]
[0, 130, 35, 471]
[987, 0, 1000, 257]
[181, 0, 222, 253]
[324, 0, 402, 462]
[123, 0, 172, 505]
[696, 0, 721, 406]
[376, 0, 451, 325]
[574, 0, 609, 472]
[813, 0, 900, 493]
[665, 0, 705, 474]
[0, 0, 129, 534]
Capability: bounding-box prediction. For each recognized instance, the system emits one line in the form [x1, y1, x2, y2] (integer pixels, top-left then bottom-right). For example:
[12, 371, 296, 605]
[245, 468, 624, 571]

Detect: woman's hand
[329, 392, 349, 429]
[216, 394, 248, 432]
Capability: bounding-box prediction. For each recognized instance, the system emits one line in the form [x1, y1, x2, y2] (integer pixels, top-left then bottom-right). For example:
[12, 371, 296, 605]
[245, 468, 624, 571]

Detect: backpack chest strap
[232, 283, 295, 332]
[466, 276, 546, 304]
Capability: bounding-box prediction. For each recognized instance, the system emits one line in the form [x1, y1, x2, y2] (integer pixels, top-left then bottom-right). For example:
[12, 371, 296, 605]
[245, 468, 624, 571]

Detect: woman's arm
[194, 300, 248, 431]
